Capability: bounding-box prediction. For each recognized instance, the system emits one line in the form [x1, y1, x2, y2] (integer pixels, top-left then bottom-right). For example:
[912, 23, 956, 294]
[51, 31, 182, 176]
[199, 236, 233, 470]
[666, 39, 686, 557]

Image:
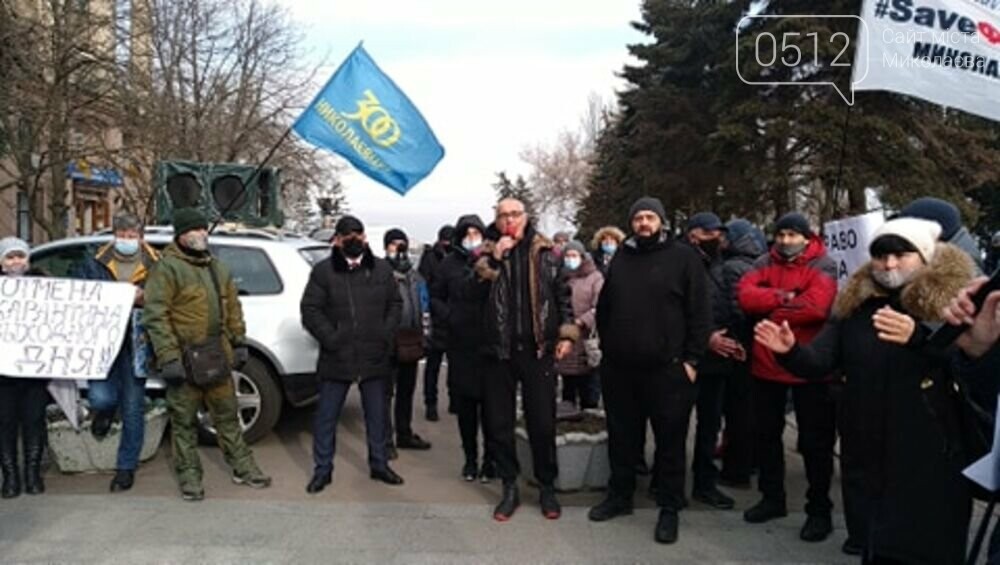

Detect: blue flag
[293, 45, 445, 195]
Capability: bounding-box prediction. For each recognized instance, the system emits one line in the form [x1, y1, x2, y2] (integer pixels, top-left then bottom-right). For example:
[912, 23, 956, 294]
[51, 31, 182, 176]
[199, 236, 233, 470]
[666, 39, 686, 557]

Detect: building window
[16, 191, 31, 242]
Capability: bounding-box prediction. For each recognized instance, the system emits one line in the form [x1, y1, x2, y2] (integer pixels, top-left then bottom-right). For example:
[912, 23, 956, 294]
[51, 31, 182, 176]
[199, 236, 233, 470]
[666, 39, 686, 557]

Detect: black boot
[0, 435, 20, 499]
[493, 482, 520, 521]
[539, 485, 561, 520]
[22, 429, 45, 495]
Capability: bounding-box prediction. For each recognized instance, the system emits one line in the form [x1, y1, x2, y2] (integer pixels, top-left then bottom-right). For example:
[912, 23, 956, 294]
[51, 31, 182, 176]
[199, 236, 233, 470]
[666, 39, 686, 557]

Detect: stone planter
[47, 402, 169, 473]
[515, 409, 609, 492]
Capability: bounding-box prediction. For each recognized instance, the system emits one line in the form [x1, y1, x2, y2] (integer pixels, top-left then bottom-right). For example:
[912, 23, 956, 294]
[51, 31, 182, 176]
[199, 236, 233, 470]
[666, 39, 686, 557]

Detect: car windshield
[299, 246, 331, 266]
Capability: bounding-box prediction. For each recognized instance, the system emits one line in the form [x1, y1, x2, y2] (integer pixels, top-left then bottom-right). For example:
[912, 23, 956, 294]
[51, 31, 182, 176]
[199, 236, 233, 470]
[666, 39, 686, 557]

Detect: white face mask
[871, 267, 918, 289]
[462, 237, 482, 251]
[2, 262, 28, 276]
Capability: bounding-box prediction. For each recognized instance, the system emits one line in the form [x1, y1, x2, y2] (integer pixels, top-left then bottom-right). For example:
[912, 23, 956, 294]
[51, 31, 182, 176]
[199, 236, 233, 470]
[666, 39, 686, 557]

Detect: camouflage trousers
[165, 378, 258, 486]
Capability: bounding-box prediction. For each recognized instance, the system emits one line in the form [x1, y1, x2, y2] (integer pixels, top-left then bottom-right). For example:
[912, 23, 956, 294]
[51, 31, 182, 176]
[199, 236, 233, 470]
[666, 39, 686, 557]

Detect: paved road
[0, 380, 856, 563]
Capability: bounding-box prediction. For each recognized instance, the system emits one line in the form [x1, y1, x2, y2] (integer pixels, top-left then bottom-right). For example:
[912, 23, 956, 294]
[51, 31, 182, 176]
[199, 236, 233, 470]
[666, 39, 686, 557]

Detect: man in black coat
[684, 212, 738, 511]
[588, 197, 710, 545]
[300, 215, 404, 494]
[717, 219, 767, 488]
[474, 198, 579, 522]
[418, 224, 454, 421]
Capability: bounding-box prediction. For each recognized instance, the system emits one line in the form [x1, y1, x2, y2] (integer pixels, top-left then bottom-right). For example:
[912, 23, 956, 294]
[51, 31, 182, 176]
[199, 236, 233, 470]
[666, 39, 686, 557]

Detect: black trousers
[603, 361, 697, 510]
[423, 349, 445, 409]
[449, 349, 491, 465]
[754, 378, 836, 516]
[386, 361, 419, 441]
[692, 369, 727, 491]
[0, 378, 48, 460]
[836, 382, 869, 546]
[720, 360, 754, 482]
[455, 395, 489, 464]
[483, 348, 557, 486]
[561, 372, 600, 409]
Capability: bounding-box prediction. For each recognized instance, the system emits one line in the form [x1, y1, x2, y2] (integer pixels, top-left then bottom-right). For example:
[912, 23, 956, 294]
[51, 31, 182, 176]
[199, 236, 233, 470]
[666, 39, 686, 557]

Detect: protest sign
[823, 211, 885, 288]
[0, 277, 134, 380]
[854, 0, 1000, 123]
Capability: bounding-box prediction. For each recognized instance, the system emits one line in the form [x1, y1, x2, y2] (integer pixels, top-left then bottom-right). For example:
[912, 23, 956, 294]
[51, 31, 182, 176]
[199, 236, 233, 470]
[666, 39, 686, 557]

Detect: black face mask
[389, 245, 411, 271]
[342, 237, 365, 259]
[698, 238, 722, 258]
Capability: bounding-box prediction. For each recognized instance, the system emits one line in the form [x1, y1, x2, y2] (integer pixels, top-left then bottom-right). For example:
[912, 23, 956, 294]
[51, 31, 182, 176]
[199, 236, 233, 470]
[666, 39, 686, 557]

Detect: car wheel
[197, 356, 283, 445]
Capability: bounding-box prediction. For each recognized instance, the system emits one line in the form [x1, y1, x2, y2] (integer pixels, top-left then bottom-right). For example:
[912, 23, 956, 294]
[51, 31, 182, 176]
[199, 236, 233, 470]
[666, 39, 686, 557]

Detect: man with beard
[587, 197, 710, 544]
[475, 198, 578, 521]
[301, 215, 404, 494]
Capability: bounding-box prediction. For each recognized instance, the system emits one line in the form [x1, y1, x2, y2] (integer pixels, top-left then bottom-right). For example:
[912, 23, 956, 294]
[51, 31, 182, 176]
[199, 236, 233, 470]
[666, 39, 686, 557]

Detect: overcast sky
[279, 0, 644, 244]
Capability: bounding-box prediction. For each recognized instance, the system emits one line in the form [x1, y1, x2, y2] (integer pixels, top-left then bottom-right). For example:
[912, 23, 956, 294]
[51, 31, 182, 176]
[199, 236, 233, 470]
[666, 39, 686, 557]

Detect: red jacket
[737, 236, 837, 384]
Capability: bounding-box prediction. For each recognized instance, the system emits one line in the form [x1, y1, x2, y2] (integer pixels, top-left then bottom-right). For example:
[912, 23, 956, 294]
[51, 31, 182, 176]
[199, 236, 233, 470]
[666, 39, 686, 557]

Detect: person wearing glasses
[474, 198, 578, 522]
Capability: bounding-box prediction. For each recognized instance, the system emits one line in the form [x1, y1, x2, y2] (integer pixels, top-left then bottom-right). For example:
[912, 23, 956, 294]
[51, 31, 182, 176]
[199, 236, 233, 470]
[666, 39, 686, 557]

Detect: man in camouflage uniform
[144, 208, 270, 501]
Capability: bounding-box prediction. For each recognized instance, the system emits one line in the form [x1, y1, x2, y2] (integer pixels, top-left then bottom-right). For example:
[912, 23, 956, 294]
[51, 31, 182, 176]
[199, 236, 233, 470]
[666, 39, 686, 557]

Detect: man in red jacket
[736, 212, 838, 543]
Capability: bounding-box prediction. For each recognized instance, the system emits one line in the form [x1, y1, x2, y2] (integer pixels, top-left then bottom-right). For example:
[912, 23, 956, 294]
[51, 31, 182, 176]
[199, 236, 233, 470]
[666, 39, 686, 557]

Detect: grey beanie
[0, 237, 29, 260]
[563, 240, 587, 256]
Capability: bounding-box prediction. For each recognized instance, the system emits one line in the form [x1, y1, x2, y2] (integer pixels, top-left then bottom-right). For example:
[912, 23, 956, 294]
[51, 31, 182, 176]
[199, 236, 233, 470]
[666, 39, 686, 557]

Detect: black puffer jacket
[431, 215, 489, 352]
[474, 225, 578, 359]
[687, 241, 728, 374]
[720, 225, 767, 343]
[419, 242, 451, 349]
[300, 245, 402, 382]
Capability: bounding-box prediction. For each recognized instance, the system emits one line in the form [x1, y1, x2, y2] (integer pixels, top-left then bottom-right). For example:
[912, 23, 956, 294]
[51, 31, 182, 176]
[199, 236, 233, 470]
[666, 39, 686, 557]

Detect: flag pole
[832, 102, 853, 206]
[209, 123, 296, 233]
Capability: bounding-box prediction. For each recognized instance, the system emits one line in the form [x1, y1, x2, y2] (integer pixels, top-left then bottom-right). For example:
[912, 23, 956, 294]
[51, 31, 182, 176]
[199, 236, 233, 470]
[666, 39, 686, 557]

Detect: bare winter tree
[519, 92, 610, 226]
[0, 0, 123, 239]
[116, 0, 344, 220]
[0, 0, 346, 237]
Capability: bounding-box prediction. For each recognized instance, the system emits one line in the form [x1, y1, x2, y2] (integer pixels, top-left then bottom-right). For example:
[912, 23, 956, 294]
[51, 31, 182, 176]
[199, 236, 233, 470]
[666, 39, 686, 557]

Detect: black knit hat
[172, 208, 208, 235]
[774, 212, 812, 237]
[628, 196, 667, 223]
[437, 225, 455, 242]
[384, 228, 408, 248]
[335, 215, 365, 236]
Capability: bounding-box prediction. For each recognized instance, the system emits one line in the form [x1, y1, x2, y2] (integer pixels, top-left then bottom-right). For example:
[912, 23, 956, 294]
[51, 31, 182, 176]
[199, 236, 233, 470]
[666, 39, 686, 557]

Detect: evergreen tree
[493, 171, 539, 221]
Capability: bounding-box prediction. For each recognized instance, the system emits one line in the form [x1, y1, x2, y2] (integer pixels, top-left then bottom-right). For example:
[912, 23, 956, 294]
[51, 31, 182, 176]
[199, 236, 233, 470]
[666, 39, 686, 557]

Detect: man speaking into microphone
[474, 197, 579, 522]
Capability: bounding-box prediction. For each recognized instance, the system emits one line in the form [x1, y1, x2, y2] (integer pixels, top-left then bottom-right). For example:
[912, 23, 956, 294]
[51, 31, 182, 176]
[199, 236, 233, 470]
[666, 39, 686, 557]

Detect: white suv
[30, 226, 330, 443]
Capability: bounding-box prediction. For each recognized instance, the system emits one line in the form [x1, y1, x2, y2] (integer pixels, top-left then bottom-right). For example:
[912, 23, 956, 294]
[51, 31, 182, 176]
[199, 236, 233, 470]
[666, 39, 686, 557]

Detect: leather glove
[233, 346, 249, 370]
[160, 360, 185, 385]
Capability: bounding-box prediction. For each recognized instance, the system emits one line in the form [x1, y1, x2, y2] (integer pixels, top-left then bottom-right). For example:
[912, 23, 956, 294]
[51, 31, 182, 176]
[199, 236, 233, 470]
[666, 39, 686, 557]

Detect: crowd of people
[1, 194, 1000, 564]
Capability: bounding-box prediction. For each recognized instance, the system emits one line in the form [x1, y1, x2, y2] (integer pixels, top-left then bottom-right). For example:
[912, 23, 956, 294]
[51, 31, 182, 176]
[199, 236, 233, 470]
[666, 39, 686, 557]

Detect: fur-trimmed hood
[833, 242, 974, 321]
[591, 226, 626, 250]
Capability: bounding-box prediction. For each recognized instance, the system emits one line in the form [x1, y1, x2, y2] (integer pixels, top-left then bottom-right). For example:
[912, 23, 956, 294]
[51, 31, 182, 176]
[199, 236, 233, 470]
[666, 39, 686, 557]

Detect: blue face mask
[115, 238, 139, 256]
[462, 238, 482, 252]
[601, 242, 617, 255]
[564, 257, 581, 271]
